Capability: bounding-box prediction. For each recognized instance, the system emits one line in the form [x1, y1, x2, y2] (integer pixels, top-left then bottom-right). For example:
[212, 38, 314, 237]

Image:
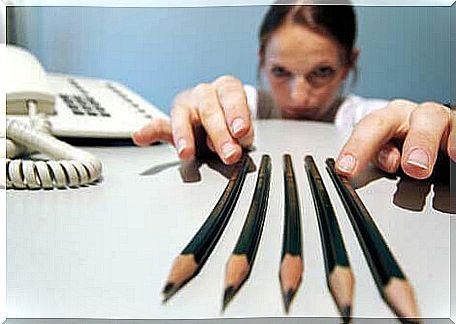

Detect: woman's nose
[290, 76, 311, 105]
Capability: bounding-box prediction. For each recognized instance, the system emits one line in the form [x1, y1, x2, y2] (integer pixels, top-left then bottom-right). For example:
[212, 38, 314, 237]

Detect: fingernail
[222, 142, 237, 160]
[132, 131, 142, 143]
[176, 138, 187, 155]
[407, 148, 429, 170]
[231, 118, 245, 135]
[378, 148, 393, 166]
[450, 145, 456, 159]
[337, 154, 356, 173]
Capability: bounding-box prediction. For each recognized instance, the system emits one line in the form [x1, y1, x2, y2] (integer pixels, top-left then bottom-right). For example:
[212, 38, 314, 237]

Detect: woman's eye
[313, 66, 335, 78]
[271, 66, 291, 78]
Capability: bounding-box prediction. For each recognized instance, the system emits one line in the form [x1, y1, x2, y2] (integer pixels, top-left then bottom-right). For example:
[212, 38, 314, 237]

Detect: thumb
[132, 118, 173, 146]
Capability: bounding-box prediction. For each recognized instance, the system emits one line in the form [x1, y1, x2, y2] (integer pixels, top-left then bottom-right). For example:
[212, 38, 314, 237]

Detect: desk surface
[6, 120, 451, 320]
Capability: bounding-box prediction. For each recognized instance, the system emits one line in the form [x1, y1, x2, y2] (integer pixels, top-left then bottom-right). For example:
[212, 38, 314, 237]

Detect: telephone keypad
[59, 94, 111, 117]
[105, 82, 151, 120]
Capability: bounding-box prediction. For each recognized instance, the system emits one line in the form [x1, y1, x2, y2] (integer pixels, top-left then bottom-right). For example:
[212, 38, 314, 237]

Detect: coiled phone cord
[5, 100, 103, 189]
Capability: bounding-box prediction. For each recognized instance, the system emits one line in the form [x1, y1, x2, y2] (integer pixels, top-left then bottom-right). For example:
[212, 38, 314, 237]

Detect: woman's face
[262, 22, 354, 120]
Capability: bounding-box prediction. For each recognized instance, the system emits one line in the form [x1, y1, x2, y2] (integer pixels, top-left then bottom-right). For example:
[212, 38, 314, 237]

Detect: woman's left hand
[335, 100, 455, 179]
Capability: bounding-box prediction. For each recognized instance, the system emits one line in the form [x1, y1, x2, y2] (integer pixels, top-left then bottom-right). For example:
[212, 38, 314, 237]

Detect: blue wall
[10, 5, 452, 113]
[356, 6, 451, 105]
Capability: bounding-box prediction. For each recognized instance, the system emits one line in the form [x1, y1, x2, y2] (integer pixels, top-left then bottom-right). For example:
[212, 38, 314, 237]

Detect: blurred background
[6, 5, 455, 114]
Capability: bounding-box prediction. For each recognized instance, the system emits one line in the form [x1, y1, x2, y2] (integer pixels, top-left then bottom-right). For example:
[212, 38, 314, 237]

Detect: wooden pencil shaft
[282, 154, 302, 257]
[232, 155, 271, 264]
[325, 158, 405, 289]
[304, 156, 350, 275]
[182, 156, 249, 263]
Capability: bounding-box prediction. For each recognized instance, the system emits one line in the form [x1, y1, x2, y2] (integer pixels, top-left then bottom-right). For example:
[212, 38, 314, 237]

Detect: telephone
[6, 45, 169, 138]
[4, 45, 168, 190]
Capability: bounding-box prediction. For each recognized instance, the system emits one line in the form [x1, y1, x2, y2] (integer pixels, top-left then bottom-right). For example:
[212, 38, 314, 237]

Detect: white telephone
[6, 45, 169, 138]
[4, 45, 167, 190]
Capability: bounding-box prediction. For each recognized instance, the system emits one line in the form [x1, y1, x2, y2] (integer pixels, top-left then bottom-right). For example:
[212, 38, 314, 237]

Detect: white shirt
[243, 84, 389, 130]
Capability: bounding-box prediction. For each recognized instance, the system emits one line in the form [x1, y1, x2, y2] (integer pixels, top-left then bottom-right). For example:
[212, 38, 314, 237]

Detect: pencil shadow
[140, 160, 181, 176]
[351, 154, 455, 215]
[179, 152, 257, 183]
[139, 153, 256, 183]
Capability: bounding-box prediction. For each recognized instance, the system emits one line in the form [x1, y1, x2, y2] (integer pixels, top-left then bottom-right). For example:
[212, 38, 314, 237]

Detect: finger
[132, 118, 173, 146]
[335, 100, 416, 177]
[170, 103, 197, 160]
[401, 102, 450, 179]
[193, 83, 242, 164]
[374, 142, 401, 174]
[213, 75, 252, 139]
[448, 109, 456, 162]
[238, 123, 255, 148]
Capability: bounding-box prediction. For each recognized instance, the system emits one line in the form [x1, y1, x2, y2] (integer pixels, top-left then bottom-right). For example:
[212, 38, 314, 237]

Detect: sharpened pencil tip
[341, 305, 351, 323]
[282, 289, 295, 314]
[161, 282, 179, 304]
[222, 286, 237, 311]
[163, 282, 174, 294]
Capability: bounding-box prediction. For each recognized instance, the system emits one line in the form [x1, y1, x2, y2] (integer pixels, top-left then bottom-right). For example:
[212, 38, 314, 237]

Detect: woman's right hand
[132, 75, 254, 165]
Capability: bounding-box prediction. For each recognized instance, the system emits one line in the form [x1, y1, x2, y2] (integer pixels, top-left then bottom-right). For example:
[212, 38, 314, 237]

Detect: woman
[133, 3, 454, 180]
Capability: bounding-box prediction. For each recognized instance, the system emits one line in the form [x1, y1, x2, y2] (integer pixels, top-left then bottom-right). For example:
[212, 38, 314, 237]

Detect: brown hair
[258, 2, 357, 68]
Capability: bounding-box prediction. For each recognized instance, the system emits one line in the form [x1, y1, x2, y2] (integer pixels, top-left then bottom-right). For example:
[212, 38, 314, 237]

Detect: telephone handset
[4, 45, 103, 189]
[6, 46, 55, 115]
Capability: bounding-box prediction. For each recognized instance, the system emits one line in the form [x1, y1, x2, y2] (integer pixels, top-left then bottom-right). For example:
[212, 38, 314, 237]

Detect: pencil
[279, 154, 303, 313]
[162, 155, 250, 303]
[222, 154, 272, 311]
[325, 158, 420, 323]
[304, 155, 354, 323]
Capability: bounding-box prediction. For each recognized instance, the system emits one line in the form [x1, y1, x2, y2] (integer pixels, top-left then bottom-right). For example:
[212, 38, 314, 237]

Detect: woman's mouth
[281, 106, 321, 120]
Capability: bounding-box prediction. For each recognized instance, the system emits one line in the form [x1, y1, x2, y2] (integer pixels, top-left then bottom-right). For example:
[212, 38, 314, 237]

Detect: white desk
[6, 120, 452, 321]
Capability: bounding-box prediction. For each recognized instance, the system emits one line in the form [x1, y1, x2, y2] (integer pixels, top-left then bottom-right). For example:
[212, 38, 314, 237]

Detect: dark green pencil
[222, 155, 272, 311]
[279, 154, 303, 313]
[304, 155, 354, 323]
[325, 158, 420, 323]
[162, 156, 250, 303]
